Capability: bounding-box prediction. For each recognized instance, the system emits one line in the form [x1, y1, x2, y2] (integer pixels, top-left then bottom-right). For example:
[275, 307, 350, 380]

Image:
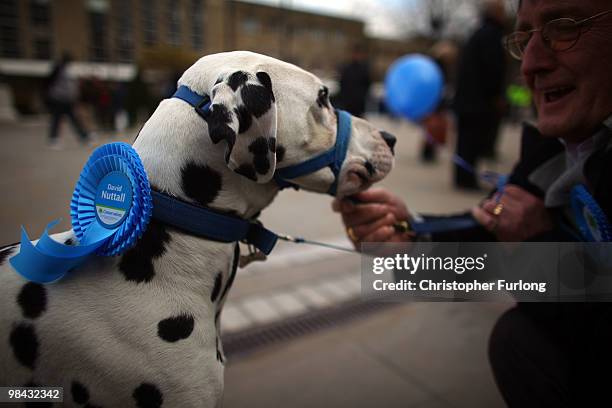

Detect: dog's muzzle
[272, 109, 352, 196]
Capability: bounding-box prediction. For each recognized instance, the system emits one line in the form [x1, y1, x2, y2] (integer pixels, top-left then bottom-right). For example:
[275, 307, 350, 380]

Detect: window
[241, 17, 259, 34]
[30, 0, 50, 26]
[142, 0, 156, 46]
[89, 11, 107, 61]
[167, 0, 181, 46]
[33, 38, 50, 59]
[191, 0, 204, 50]
[0, 0, 21, 57]
[116, 1, 133, 61]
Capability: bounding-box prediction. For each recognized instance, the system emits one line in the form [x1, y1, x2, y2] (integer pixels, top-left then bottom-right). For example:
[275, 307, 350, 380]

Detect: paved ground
[0, 113, 523, 407]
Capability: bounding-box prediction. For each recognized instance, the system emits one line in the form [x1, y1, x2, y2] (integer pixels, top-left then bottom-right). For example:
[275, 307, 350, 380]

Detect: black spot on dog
[119, 220, 170, 283]
[241, 85, 273, 118]
[64, 238, 74, 246]
[17, 282, 47, 319]
[158, 314, 195, 342]
[268, 137, 276, 153]
[256, 72, 275, 102]
[235, 164, 257, 181]
[181, 162, 223, 206]
[276, 145, 286, 163]
[133, 383, 163, 408]
[0, 243, 18, 265]
[10, 323, 38, 369]
[215, 310, 221, 326]
[317, 86, 330, 108]
[228, 71, 249, 91]
[249, 137, 271, 175]
[205, 104, 236, 147]
[216, 336, 224, 363]
[214, 76, 224, 85]
[364, 161, 375, 177]
[211, 272, 222, 303]
[234, 105, 252, 134]
[219, 244, 240, 304]
[71, 381, 90, 404]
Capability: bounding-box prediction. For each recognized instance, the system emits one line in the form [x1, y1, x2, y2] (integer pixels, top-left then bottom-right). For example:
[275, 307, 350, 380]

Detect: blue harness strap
[412, 215, 478, 234]
[151, 191, 278, 255]
[274, 109, 352, 196]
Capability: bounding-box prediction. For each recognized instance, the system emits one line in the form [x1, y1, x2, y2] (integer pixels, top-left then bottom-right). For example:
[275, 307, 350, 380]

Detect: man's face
[519, 0, 612, 142]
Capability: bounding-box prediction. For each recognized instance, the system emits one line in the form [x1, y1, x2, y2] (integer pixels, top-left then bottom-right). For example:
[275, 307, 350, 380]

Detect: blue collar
[173, 85, 211, 119]
[151, 191, 278, 254]
[273, 109, 352, 196]
[172, 85, 352, 196]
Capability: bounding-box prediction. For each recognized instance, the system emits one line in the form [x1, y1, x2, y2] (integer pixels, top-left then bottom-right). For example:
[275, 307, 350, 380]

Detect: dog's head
[134, 51, 395, 216]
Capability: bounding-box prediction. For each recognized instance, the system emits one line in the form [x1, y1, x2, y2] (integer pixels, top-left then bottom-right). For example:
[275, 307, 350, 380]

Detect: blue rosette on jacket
[10, 142, 152, 283]
[570, 184, 611, 242]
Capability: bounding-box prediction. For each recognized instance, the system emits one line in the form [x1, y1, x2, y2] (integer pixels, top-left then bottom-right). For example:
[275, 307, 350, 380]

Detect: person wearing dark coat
[452, 0, 507, 190]
[337, 45, 372, 118]
[44, 53, 90, 148]
[333, 0, 612, 405]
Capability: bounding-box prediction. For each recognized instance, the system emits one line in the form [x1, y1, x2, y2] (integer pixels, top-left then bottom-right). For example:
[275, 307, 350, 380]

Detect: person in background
[44, 53, 91, 149]
[420, 41, 457, 163]
[337, 44, 372, 118]
[452, 0, 507, 189]
[333, 0, 612, 405]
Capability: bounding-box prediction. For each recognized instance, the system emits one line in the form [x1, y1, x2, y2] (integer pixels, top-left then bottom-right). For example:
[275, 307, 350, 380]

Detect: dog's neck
[125, 99, 278, 288]
[134, 99, 279, 220]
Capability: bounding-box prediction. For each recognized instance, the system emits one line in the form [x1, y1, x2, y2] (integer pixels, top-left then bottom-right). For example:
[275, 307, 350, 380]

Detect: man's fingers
[343, 204, 392, 228]
[351, 188, 392, 204]
[472, 206, 498, 231]
[331, 198, 344, 212]
[361, 225, 396, 243]
[502, 184, 535, 200]
[351, 213, 396, 240]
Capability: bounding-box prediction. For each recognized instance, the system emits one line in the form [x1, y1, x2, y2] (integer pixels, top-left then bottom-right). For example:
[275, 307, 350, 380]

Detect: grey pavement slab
[223, 302, 510, 408]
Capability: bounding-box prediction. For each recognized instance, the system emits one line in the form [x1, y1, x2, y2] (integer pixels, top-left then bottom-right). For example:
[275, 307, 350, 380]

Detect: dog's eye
[317, 86, 330, 109]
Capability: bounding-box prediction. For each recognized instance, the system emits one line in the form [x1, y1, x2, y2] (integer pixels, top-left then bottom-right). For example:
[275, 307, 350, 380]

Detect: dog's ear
[203, 70, 277, 183]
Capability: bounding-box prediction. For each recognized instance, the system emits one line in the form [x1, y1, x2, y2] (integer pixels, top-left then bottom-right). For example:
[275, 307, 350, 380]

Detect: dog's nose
[380, 131, 396, 154]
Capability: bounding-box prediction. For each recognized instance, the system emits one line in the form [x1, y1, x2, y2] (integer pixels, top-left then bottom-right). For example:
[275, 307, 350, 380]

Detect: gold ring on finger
[493, 203, 504, 216]
[347, 227, 358, 241]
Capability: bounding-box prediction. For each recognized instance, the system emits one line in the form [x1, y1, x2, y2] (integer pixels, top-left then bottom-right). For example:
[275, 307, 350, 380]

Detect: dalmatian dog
[0, 51, 395, 407]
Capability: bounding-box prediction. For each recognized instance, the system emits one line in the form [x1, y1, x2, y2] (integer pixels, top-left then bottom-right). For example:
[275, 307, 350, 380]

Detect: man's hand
[471, 185, 553, 241]
[332, 188, 413, 247]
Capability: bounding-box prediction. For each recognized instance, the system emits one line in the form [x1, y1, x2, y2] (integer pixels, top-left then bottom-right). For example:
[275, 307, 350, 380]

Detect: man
[45, 53, 91, 148]
[333, 0, 612, 405]
[337, 44, 372, 118]
[453, 0, 507, 189]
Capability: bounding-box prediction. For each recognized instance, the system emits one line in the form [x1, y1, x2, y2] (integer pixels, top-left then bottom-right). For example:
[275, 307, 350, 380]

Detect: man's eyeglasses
[504, 9, 612, 61]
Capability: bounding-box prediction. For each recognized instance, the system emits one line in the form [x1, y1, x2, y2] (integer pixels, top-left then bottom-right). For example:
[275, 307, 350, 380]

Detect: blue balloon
[384, 54, 444, 121]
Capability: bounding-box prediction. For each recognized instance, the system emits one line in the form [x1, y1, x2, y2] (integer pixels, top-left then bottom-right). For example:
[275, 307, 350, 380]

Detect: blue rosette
[10, 142, 152, 283]
[570, 184, 611, 242]
[71, 142, 152, 255]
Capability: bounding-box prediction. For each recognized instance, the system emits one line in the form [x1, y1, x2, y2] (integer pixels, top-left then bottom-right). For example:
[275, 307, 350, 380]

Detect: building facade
[1, 0, 421, 78]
